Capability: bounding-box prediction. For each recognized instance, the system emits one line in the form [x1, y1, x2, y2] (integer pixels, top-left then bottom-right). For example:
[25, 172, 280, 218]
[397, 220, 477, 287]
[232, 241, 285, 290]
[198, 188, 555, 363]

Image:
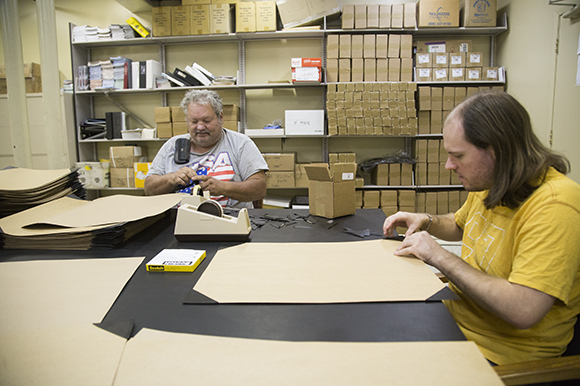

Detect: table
[1, 208, 465, 343]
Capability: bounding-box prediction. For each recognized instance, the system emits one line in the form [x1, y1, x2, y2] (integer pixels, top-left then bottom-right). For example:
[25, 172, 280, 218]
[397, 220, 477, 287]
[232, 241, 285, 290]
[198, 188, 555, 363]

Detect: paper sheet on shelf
[0, 257, 143, 386]
[193, 239, 446, 303]
[114, 328, 503, 386]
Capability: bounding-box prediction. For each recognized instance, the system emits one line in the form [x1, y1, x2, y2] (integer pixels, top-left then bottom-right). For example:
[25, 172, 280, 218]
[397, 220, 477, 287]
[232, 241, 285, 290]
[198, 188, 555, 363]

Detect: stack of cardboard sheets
[0, 193, 181, 250]
[0, 168, 86, 218]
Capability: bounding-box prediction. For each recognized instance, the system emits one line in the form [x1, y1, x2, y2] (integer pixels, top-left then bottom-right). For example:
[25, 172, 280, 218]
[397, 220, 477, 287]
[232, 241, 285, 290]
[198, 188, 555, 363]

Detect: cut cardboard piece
[305, 162, 356, 219]
[192, 239, 447, 303]
[115, 329, 504, 386]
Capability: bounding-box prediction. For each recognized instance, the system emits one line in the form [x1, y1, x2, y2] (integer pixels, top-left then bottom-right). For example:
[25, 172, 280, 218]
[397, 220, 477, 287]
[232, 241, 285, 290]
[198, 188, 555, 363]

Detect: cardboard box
[210, 3, 233, 34]
[371, 163, 389, 185]
[339, 58, 351, 82]
[134, 162, 152, 188]
[276, 0, 340, 29]
[379, 4, 391, 28]
[223, 104, 240, 121]
[364, 59, 376, 82]
[342, 4, 354, 29]
[449, 52, 465, 67]
[389, 163, 401, 186]
[415, 52, 432, 68]
[152, 7, 172, 37]
[285, 110, 324, 136]
[109, 146, 147, 168]
[388, 34, 400, 58]
[171, 106, 186, 122]
[156, 122, 173, 138]
[222, 120, 239, 132]
[467, 52, 483, 67]
[462, 0, 496, 27]
[367, 4, 379, 29]
[363, 190, 380, 208]
[404, 3, 417, 29]
[431, 87, 443, 110]
[417, 0, 460, 27]
[339, 34, 351, 58]
[355, 4, 367, 29]
[376, 59, 388, 82]
[172, 6, 191, 36]
[401, 58, 413, 82]
[263, 153, 296, 171]
[416, 67, 432, 82]
[292, 67, 322, 82]
[483, 67, 499, 81]
[443, 87, 455, 110]
[266, 171, 295, 188]
[400, 35, 413, 58]
[295, 162, 328, 188]
[388, 58, 400, 82]
[182, 0, 211, 4]
[305, 163, 357, 219]
[110, 167, 135, 188]
[433, 53, 449, 68]
[351, 59, 363, 82]
[255, 1, 277, 31]
[75, 161, 110, 189]
[191, 5, 210, 35]
[236, 1, 256, 32]
[391, 4, 404, 28]
[327, 35, 339, 58]
[433, 68, 449, 82]
[450, 67, 465, 81]
[467, 67, 482, 81]
[363, 35, 376, 58]
[155, 106, 172, 123]
[172, 121, 188, 135]
[0, 62, 42, 94]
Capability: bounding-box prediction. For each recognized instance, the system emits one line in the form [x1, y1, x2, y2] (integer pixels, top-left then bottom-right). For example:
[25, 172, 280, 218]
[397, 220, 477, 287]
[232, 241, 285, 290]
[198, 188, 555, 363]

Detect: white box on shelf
[245, 128, 285, 137]
[121, 129, 142, 139]
[285, 110, 325, 136]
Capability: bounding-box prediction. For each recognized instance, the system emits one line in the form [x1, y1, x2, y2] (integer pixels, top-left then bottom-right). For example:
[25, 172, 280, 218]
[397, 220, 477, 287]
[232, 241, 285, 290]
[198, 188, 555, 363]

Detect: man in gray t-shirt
[145, 90, 268, 209]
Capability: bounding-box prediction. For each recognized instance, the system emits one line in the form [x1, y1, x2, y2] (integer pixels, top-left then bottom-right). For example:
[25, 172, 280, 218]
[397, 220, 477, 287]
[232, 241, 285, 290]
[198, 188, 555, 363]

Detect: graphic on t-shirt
[463, 211, 505, 273]
[177, 152, 235, 207]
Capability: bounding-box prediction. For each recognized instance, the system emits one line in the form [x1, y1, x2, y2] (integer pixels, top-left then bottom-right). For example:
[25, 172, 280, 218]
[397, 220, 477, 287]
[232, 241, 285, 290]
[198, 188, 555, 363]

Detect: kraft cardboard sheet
[193, 239, 446, 303]
[0, 257, 143, 386]
[0, 193, 182, 236]
[0, 167, 74, 191]
[114, 328, 504, 386]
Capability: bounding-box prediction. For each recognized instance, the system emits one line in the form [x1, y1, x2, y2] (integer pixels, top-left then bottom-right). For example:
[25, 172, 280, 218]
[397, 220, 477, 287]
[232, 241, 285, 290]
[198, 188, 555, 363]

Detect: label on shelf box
[291, 58, 322, 68]
[292, 67, 321, 83]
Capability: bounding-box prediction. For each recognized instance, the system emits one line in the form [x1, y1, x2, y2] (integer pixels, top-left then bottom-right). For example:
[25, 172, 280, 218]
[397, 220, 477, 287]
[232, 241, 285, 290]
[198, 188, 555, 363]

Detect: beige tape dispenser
[174, 185, 252, 242]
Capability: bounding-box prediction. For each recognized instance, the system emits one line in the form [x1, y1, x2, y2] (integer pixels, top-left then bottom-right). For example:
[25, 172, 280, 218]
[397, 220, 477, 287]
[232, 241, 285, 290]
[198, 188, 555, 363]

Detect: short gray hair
[180, 89, 223, 118]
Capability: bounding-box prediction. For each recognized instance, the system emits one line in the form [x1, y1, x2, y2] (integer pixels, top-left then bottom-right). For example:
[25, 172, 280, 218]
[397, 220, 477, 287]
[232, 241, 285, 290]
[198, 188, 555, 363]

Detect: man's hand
[383, 211, 430, 238]
[192, 175, 225, 196]
[144, 166, 197, 196]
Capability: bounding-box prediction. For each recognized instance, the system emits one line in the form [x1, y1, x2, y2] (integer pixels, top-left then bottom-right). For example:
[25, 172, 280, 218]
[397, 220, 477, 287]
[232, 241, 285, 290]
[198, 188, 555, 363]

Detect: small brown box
[342, 4, 355, 29]
[339, 35, 351, 58]
[376, 35, 388, 58]
[171, 6, 191, 36]
[157, 122, 173, 138]
[363, 35, 376, 58]
[404, 2, 417, 29]
[443, 87, 455, 111]
[339, 59, 351, 82]
[433, 68, 449, 82]
[376, 59, 388, 82]
[363, 190, 380, 208]
[351, 35, 363, 59]
[454, 87, 467, 106]
[352, 59, 364, 82]
[388, 58, 401, 82]
[483, 67, 499, 81]
[467, 67, 482, 81]
[364, 59, 376, 82]
[235, 1, 256, 33]
[449, 67, 465, 81]
[401, 58, 413, 82]
[327, 35, 339, 58]
[255, 1, 277, 32]
[263, 153, 296, 171]
[355, 4, 367, 29]
[391, 4, 404, 28]
[367, 4, 379, 29]
[418, 86, 431, 111]
[155, 106, 172, 123]
[110, 167, 135, 188]
[152, 7, 172, 37]
[223, 104, 240, 121]
[389, 163, 402, 186]
[172, 121, 188, 135]
[388, 34, 401, 58]
[379, 4, 391, 28]
[171, 106, 186, 122]
[449, 52, 465, 68]
[466, 52, 483, 68]
[431, 87, 443, 110]
[433, 53, 449, 68]
[415, 52, 432, 68]
[371, 163, 389, 185]
[416, 67, 432, 82]
[191, 4, 210, 35]
[266, 171, 295, 188]
[400, 35, 413, 58]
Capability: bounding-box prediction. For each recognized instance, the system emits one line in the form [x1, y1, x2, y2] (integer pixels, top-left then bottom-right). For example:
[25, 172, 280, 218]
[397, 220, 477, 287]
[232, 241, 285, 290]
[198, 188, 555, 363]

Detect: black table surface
[0, 208, 465, 343]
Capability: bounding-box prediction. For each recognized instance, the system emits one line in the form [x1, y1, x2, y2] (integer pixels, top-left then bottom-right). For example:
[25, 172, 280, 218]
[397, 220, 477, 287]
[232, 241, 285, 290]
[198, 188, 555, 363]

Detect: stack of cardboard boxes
[152, 1, 277, 36]
[155, 104, 239, 139]
[326, 81, 417, 136]
[109, 146, 148, 188]
[0, 63, 42, 94]
[327, 33, 413, 83]
[341, 3, 416, 30]
[416, 50, 499, 83]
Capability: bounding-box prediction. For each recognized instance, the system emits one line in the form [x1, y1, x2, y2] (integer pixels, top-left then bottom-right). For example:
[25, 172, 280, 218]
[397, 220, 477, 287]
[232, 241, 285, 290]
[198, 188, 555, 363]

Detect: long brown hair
[454, 91, 569, 209]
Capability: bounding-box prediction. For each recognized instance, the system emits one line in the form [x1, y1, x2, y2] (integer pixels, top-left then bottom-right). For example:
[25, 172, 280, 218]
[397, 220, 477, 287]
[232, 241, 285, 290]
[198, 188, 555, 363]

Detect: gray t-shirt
[147, 129, 268, 208]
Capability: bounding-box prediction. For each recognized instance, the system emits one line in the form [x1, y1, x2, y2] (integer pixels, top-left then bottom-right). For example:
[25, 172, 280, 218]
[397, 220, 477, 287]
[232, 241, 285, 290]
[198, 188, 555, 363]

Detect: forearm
[422, 213, 463, 241]
[434, 250, 555, 329]
[218, 174, 266, 203]
[144, 174, 177, 196]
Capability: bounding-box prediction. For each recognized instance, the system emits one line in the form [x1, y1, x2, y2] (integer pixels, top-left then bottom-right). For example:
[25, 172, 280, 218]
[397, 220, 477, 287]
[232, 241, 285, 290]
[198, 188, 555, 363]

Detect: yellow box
[134, 162, 152, 188]
[255, 1, 277, 32]
[172, 6, 191, 36]
[152, 7, 172, 37]
[191, 4, 210, 35]
[210, 4, 233, 34]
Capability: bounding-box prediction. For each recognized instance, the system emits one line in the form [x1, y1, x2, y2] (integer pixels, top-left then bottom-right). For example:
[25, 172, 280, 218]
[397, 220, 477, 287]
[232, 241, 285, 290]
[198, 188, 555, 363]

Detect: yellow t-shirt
[445, 168, 580, 365]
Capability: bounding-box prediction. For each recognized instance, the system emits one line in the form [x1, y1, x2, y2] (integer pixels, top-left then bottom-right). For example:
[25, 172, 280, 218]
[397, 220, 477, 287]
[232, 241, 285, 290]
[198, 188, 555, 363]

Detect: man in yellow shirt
[383, 91, 580, 365]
